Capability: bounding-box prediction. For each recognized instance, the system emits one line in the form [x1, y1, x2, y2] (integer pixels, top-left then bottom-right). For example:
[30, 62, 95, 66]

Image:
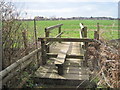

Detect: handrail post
[79, 23, 88, 67]
[41, 39, 47, 65]
[58, 26, 61, 43]
[83, 27, 87, 38]
[45, 28, 50, 53]
[84, 27, 88, 67]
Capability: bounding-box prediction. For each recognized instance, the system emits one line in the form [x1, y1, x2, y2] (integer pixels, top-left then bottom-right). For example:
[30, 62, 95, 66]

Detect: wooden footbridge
[1, 23, 100, 88]
[33, 23, 97, 88]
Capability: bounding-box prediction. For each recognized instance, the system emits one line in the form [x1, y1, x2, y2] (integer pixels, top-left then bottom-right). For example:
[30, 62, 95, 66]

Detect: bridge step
[34, 64, 89, 80]
[32, 77, 96, 88]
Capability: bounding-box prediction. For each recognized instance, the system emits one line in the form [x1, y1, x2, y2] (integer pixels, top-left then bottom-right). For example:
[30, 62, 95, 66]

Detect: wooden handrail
[2, 59, 32, 85]
[0, 48, 41, 80]
[45, 24, 63, 31]
[44, 24, 64, 53]
[38, 37, 94, 42]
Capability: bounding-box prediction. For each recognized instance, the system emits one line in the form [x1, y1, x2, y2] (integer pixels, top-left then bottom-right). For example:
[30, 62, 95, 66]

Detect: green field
[23, 20, 118, 40]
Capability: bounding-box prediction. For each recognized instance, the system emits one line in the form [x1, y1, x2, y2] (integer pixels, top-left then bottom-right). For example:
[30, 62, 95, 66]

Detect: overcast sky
[5, 0, 119, 19]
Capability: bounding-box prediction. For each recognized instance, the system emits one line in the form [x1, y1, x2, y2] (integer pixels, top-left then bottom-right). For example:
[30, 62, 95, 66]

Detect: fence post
[94, 31, 98, 40]
[94, 30, 99, 40]
[94, 30, 100, 68]
[22, 30, 28, 55]
[97, 23, 100, 40]
[45, 28, 50, 53]
[34, 18, 40, 67]
[58, 26, 61, 43]
[41, 39, 47, 65]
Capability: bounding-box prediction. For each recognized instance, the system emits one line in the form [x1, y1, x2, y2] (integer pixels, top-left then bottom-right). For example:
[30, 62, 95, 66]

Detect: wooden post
[83, 27, 87, 38]
[58, 27, 61, 43]
[34, 18, 40, 67]
[84, 27, 88, 67]
[94, 31, 98, 40]
[22, 31, 28, 55]
[45, 28, 49, 38]
[34, 19, 38, 49]
[41, 39, 47, 65]
[97, 23, 99, 40]
[97, 23, 99, 33]
[94, 30, 100, 68]
[45, 28, 50, 53]
[57, 65, 63, 75]
[80, 23, 88, 67]
[84, 27, 88, 49]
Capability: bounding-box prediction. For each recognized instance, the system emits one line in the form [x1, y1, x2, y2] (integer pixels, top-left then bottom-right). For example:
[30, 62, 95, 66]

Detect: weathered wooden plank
[35, 64, 88, 71]
[48, 42, 84, 59]
[55, 42, 71, 64]
[65, 60, 81, 67]
[38, 37, 94, 42]
[45, 24, 63, 31]
[55, 51, 67, 64]
[69, 42, 80, 54]
[47, 53, 58, 57]
[55, 31, 64, 38]
[35, 63, 89, 74]
[55, 42, 71, 75]
[67, 54, 83, 59]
